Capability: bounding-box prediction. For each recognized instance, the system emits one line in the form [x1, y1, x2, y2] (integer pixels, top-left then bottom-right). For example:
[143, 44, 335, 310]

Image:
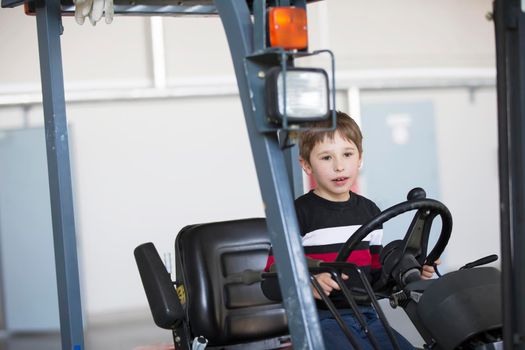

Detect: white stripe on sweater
[302, 225, 383, 247]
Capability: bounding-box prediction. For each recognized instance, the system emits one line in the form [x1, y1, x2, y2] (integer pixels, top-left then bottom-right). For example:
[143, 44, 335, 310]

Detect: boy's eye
[321, 155, 332, 161]
[344, 152, 353, 158]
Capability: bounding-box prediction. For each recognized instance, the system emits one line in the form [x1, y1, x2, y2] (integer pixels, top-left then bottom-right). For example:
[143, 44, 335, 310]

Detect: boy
[262, 111, 436, 349]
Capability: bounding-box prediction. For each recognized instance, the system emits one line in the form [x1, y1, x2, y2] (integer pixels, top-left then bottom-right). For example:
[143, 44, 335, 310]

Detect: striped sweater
[263, 190, 383, 307]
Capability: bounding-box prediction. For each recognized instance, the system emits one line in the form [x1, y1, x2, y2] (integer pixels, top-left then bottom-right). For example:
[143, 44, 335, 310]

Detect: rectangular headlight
[266, 67, 330, 123]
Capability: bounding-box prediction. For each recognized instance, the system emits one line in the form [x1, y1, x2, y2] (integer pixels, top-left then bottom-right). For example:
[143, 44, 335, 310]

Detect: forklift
[0, 1, 524, 349]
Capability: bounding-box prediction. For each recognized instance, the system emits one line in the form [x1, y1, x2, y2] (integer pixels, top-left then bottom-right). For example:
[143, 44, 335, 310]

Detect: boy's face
[300, 131, 362, 202]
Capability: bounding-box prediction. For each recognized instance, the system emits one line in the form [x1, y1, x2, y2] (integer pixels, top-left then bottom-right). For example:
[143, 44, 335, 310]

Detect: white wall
[360, 88, 500, 270]
[318, 0, 495, 69]
[0, 0, 499, 324]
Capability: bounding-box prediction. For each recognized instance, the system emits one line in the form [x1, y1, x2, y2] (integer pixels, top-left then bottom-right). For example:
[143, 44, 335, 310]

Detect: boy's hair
[299, 111, 363, 163]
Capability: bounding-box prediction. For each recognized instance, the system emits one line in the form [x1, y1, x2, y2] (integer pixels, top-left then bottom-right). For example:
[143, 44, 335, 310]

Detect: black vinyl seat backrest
[175, 218, 288, 346]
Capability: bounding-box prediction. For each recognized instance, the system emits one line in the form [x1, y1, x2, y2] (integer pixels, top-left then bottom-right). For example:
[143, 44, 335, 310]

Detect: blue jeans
[317, 307, 415, 350]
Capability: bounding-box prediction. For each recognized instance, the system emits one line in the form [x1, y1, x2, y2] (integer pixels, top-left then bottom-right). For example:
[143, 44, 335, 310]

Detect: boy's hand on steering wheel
[312, 272, 349, 300]
[421, 259, 441, 279]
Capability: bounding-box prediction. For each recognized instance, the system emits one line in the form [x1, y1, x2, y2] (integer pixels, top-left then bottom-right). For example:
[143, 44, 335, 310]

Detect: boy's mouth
[332, 176, 349, 185]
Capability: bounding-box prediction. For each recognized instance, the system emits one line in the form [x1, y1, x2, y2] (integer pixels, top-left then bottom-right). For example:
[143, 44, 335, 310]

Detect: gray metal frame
[29, 0, 327, 348]
[494, 1, 525, 348]
[215, 1, 325, 348]
[34, 0, 84, 349]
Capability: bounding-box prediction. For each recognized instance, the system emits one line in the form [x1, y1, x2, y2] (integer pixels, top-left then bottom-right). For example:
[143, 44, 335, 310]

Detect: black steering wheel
[335, 188, 453, 289]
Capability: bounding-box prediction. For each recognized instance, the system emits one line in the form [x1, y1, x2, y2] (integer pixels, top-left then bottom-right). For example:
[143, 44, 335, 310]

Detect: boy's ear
[299, 157, 313, 175]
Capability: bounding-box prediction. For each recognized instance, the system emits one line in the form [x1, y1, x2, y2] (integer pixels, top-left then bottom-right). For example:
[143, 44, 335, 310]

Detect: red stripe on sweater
[265, 256, 275, 271]
[265, 249, 376, 271]
[371, 253, 381, 269]
[306, 250, 371, 266]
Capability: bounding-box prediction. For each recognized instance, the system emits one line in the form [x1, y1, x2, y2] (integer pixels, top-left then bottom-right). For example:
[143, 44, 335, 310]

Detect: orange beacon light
[268, 7, 308, 50]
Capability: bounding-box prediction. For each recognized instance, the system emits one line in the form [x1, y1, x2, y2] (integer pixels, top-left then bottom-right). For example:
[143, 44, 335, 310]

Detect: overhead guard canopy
[3, 0, 322, 16]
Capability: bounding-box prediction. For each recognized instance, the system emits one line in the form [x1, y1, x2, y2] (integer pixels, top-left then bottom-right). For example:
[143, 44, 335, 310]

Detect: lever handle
[459, 254, 498, 270]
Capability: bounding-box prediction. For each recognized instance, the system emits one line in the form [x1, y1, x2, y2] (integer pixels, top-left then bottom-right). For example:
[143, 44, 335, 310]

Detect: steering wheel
[335, 188, 453, 289]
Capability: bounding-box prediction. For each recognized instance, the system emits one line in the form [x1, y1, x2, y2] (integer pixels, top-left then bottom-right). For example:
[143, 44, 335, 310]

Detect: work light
[265, 67, 330, 124]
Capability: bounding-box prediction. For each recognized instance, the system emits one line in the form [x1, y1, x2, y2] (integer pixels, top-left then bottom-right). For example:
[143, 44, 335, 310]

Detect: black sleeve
[294, 197, 308, 236]
[261, 276, 282, 301]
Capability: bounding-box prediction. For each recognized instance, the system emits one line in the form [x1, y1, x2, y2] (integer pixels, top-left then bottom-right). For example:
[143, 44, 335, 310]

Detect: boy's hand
[421, 259, 441, 279]
[312, 272, 349, 300]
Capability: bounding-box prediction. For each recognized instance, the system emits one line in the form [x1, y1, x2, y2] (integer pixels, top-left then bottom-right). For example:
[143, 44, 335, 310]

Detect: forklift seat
[135, 218, 290, 349]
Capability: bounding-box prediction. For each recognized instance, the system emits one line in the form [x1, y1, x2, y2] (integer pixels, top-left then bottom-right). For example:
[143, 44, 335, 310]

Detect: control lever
[459, 254, 498, 270]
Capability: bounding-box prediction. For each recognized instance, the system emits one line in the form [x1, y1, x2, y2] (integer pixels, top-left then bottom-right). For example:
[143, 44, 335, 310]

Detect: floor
[0, 300, 424, 350]
[0, 317, 174, 350]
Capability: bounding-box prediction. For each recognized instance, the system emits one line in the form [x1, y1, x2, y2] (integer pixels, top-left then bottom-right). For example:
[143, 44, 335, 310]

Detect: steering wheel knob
[407, 187, 426, 200]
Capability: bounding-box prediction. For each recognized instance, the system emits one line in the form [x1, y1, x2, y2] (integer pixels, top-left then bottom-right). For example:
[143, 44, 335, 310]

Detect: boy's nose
[334, 160, 344, 172]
